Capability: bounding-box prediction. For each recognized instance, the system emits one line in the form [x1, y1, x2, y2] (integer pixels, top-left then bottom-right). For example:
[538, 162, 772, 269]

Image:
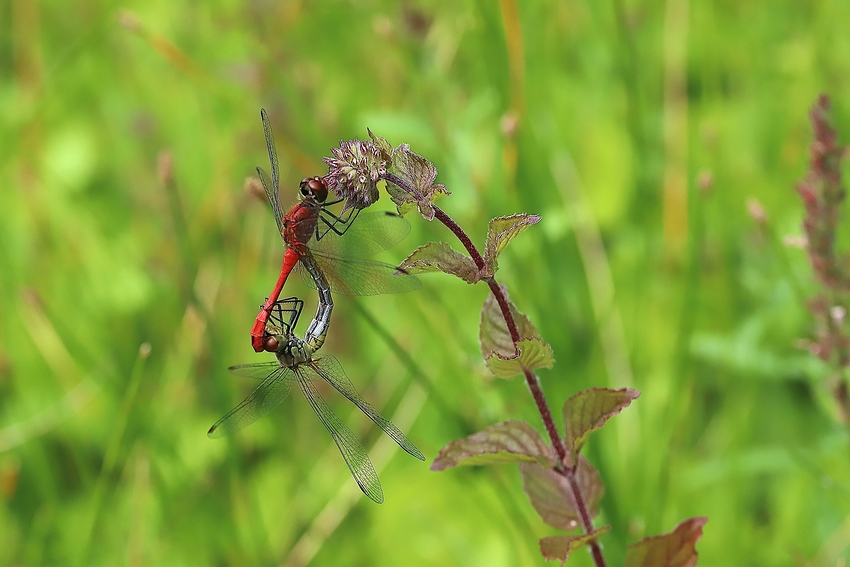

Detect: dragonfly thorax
[274, 335, 313, 367]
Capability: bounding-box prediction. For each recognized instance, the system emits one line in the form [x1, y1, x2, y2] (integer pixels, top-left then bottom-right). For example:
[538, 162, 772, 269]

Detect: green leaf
[625, 518, 708, 567]
[385, 144, 450, 220]
[430, 420, 555, 471]
[483, 214, 541, 276]
[480, 287, 553, 378]
[563, 387, 640, 459]
[480, 285, 541, 355]
[519, 456, 604, 530]
[485, 338, 555, 379]
[398, 241, 480, 284]
[540, 526, 610, 564]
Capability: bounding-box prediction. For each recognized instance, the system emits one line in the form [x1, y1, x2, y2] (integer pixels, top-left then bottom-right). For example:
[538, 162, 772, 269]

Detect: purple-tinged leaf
[431, 420, 555, 471]
[480, 287, 553, 378]
[485, 338, 554, 379]
[398, 241, 480, 284]
[480, 288, 534, 357]
[625, 518, 708, 567]
[519, 456, 603, 530]
[483, 214, 541, 277]
[540, 526, 610, 564]
[385, 144, 450, 220]
[563, 387, 640, 459]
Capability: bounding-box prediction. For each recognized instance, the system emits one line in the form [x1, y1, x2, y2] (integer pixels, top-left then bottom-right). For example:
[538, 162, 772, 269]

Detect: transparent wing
[311, 356, 425, 461]
[258, 167, 284, 235]
[296, 366, 384, 503]
[304, 251, 421, 296]
[208, 366, 294, 438]
[311, 211, 411, 258]
[259, 108, 285, 233]
[228, 362, 280, 380]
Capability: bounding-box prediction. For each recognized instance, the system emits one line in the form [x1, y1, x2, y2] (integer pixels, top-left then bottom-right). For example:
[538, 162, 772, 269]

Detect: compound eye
[306, 177, 328, 203]
[298, 179, 311, 197]
[263, 336, 279, 352]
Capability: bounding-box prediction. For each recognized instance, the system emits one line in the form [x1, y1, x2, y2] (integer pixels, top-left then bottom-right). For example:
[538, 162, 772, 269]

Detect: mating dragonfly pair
[208, 110, 423, 503]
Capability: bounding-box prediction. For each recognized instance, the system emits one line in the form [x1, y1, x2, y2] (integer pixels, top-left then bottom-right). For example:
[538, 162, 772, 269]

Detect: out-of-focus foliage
[1, 0, 849, 565]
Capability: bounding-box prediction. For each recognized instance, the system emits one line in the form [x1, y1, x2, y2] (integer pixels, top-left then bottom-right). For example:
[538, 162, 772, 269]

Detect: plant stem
[431, 199, 605, 567]
[564, 469, 607, 566]
[383, 172, 606, 566]
[433, 206, 487, 270]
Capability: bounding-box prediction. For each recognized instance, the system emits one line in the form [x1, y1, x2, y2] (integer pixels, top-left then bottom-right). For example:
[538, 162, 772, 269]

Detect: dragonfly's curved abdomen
[300, 251, 333, 353]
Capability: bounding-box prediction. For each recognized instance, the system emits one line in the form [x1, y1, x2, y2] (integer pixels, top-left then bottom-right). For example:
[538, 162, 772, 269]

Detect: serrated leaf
[540, 526, 611, 564]
[385, 144, 450, 220]
[480, 287, 553, 378]
[431, 420, 555, 471]
[485, 337, 555, 379]
[564, 387, 640, 458]
[625, 518, 708, 567]
[519, 456, 603, 530]
[398, 241, 480, 284]
[483, 214, 541, 276]
[480, 285, 541, 356]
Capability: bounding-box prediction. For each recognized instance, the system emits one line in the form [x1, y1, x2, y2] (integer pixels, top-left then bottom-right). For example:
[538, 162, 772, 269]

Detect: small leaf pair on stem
[323, 132, 706, 565]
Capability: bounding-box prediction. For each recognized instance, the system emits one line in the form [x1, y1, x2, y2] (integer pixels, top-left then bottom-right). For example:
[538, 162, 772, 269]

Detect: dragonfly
[250, 109, 420, 352]
[210, 299, 425, 503]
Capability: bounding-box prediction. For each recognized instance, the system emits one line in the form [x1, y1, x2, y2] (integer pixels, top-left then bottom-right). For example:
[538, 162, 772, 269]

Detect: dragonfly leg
[269, 297, 304, 335]
[316, 207, 360, 240]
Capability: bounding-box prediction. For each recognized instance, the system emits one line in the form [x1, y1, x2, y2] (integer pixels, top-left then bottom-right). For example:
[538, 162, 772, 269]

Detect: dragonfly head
[299, 177, 329, 205]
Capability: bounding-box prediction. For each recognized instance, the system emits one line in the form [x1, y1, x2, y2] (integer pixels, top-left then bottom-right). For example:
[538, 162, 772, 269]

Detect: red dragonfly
[250, 109, 420, 352]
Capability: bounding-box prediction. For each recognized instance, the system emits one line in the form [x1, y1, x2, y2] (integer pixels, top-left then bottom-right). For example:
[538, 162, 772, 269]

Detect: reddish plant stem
[431, 201, 605, 567]
[433, 207, 487, 270]
[483, 276, 567, 461]
[565, 471, 607, 566]
[431, 203, 568, 458]
[383, 172, 606, 566]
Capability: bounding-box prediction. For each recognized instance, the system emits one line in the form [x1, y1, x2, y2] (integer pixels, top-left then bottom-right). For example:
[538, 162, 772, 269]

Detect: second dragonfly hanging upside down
[211, 298, 425, 504]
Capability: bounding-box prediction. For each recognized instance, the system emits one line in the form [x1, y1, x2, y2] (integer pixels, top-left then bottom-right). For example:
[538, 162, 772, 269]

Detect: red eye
[263, 336, 279, 352]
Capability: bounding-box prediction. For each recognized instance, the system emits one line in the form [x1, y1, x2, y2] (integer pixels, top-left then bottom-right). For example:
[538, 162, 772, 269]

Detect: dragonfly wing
[311, 356, 425, 461]
[259, 108, 285, 233]
[208, 366, 294, 438]
[312, 211, 411, 257]
[228, 362, 280, 380]
[308, 251, 421, 296]
[296, 367, 384, 503]
[258, 167, 284, 235]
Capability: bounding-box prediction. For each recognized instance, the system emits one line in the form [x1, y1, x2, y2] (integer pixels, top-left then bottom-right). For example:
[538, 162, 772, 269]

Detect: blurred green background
[2, 0, 850, 565]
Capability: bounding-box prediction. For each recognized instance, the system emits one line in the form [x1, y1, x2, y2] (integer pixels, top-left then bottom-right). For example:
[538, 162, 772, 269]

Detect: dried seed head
[323, 139, 386, 211]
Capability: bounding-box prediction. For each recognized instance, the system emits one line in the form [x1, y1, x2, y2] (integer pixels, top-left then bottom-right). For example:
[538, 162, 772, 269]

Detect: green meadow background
[2, 0, 850, 565]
